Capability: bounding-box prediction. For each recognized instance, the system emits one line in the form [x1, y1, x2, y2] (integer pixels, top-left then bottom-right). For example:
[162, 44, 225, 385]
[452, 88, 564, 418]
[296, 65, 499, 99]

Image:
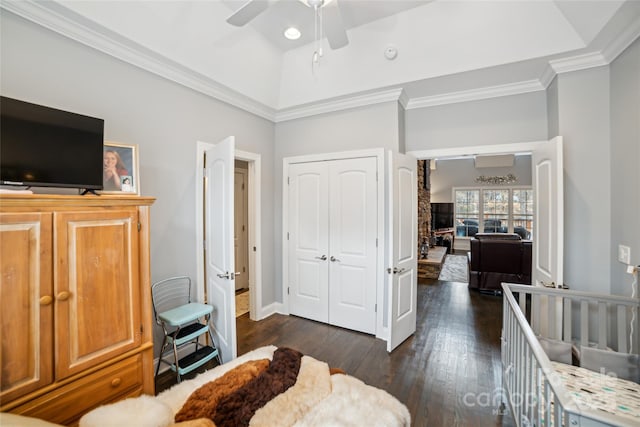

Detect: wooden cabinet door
[0, 212, 54, 403]
[54, 209, 141, 380]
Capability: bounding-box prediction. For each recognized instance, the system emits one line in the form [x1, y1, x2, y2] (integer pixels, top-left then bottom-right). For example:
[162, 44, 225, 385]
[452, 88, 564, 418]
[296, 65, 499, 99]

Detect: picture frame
[102, 141, 140, 195]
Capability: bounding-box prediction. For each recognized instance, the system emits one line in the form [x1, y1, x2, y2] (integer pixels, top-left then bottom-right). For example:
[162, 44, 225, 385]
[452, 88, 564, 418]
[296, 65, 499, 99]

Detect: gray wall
[272, 101, 402, 302]
[0, 12, 277, 315]
[406, 91, 548, 151]
[553, 67, 612, 293]
[430, 156, 532, 203]
[610, 38, 640, 297]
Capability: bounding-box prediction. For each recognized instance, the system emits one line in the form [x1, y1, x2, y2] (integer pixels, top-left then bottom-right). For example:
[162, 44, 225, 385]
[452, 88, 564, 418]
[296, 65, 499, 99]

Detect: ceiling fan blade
[226, 0, 270, 27]
[323, 0, 348, 49]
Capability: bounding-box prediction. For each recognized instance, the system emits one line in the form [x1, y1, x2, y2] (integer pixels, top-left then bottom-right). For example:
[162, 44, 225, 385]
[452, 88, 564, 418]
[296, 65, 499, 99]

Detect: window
[454, 190, 479, 237]
[454, 187, 533, 240]
[512, 189, 533, 240]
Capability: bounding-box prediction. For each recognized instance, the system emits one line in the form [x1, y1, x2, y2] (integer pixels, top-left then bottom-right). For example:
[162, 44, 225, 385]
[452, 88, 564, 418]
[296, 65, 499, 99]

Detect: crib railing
[501, 283, 640, 427]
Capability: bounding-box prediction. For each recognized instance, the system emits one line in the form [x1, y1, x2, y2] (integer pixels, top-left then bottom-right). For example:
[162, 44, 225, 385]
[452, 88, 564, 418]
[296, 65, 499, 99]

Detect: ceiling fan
[226, 0, 349, 50]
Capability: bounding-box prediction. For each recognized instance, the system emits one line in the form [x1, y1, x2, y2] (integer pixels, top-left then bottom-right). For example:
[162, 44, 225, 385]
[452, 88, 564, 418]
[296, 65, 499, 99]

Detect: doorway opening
[234, 160, 250, 317]
[195, 142, 262, 337]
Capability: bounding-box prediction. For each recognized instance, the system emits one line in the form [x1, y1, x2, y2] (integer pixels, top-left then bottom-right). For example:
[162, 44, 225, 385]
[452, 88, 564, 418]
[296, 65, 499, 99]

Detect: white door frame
[196, 142, 262, 321]
[409, 138, 564, 286]
[282, 148, 386, 340]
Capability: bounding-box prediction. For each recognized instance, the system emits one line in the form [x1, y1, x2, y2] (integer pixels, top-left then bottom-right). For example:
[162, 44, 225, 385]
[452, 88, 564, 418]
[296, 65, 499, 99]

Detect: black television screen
[1, 96, 104, 190]
[431, 202, 454, 230]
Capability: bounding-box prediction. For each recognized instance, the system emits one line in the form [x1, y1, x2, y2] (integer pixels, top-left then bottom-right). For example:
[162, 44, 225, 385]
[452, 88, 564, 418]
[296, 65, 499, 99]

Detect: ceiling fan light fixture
[284, 27, 301, 40]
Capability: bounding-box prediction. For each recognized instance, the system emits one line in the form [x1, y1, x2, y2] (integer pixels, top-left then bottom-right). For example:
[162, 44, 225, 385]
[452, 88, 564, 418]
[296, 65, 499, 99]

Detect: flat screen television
[431, 202, 454, 230]
[1, 96, 104, 190]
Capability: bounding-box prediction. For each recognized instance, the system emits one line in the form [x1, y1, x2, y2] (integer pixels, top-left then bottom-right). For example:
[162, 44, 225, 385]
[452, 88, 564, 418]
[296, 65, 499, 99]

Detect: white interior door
[204, 136, 236, 363]
[328, 158, 378, 334]
[532, 136, 564, 338]
[288, 162, 329, 323]
[387, 152, 418, 352]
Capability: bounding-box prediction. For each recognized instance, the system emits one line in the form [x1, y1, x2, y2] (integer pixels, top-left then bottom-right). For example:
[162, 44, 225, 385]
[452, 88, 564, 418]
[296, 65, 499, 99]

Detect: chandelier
[475, 174, 518, 185]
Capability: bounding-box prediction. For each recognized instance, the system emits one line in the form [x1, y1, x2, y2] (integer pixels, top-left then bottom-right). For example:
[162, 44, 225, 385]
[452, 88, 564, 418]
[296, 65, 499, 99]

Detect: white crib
[501, 283, 640, 427]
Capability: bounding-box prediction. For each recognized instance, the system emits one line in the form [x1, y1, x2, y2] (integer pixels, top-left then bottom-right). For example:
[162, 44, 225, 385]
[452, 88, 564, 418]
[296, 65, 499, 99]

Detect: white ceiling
[4, 0, 640, 120]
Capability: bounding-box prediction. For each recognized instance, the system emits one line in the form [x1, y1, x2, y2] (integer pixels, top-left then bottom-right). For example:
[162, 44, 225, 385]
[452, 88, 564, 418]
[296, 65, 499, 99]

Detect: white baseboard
[257, 302, 286, 319]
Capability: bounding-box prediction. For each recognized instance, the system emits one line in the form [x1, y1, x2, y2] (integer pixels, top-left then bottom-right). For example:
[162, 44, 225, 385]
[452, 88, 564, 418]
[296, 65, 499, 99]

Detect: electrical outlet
[618, 245, 631, 264]
[626, 265, 638, 274]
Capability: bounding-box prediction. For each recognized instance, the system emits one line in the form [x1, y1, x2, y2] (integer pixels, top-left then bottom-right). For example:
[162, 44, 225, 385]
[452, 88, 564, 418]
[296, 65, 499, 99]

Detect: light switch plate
[618, 245, 631, 264]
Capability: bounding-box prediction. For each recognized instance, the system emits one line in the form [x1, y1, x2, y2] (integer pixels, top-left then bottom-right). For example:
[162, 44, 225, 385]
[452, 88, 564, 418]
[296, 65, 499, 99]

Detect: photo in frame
[102, 141, 139, 195]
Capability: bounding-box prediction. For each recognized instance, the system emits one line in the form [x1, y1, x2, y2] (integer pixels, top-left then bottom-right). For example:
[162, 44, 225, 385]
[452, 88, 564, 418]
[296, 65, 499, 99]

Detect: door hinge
[376, 238, 378, 247]
[376, 171, 378, 181]
[137, 222, 141, 232]
[243, 267, 246, 272]
[140, 324, 144, 334]
[287, 177, 290, 185]
[287, 287, 290, 295]
[375, 304, 377, 313]
[287, 232, 290, 240]
[242, 225, 245, 231]
[253, 246, 257, 252]
[242, 183, 245, 190]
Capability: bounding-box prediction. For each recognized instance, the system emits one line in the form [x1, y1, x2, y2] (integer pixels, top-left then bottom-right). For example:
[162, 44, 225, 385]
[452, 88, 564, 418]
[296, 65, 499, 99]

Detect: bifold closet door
[288, 162, 330, 323]
[288, 157, 377, 334]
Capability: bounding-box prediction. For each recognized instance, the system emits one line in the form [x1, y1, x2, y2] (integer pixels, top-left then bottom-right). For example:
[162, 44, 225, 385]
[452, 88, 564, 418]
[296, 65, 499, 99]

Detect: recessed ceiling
[6, 0, 640, 116]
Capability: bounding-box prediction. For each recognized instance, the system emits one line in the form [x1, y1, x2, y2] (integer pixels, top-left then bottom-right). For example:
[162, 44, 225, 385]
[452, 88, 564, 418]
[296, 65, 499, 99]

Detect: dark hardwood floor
[157, 279, 516, 427]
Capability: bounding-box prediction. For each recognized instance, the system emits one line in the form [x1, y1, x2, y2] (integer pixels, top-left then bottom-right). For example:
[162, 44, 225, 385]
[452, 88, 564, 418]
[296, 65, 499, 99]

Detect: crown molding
[601, 14, 640, 63]
[274, 88, 403, 122]
[405, 80, 545, 110]
[548, 51, 608, 74]
[539, 63, 557, 89]
[0, 0, 277, 121]
[398, 88, 410, 109]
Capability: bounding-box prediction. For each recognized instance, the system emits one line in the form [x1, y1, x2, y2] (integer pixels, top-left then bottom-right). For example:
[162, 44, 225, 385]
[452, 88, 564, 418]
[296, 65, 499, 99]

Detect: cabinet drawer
[11, 355, 143, 425]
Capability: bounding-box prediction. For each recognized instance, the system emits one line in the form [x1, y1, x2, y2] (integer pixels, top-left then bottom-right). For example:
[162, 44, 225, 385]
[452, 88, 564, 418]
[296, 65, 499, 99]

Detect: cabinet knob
[39, 295, 53, 306]
[111, 378, 121, 387]
[56, 291, 71, 301]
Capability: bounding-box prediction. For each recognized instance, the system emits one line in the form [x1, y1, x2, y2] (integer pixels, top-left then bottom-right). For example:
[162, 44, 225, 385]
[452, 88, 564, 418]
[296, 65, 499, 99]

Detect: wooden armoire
[0, 195, 155, 425]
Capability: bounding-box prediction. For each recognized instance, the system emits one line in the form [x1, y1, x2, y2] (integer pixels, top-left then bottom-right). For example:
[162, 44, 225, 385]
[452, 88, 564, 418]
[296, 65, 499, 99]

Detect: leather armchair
[467, 233, 532, 292]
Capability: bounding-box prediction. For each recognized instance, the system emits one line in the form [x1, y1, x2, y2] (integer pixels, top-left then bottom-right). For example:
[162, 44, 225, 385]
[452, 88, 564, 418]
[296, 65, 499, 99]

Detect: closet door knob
[315, 255, 327, 261]
[56, 291, 71, 301]
[40, 295, 53, 306]
[330, 256, 340, 262]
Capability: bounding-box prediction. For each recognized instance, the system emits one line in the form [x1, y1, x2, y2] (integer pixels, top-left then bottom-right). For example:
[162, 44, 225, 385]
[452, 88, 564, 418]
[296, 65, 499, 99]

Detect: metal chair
[151, 276, 222, 383]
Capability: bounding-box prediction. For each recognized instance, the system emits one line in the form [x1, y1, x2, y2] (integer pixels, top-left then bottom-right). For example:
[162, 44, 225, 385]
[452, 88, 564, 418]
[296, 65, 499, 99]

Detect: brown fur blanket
[178, 347, 303, 427]
[174, 359, 270, 422]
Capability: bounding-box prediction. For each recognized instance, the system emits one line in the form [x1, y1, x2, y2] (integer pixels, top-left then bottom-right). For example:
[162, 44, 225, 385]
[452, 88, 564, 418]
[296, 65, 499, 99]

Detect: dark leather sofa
[467, 233, 532, 292]
[456, 219, 531, 240]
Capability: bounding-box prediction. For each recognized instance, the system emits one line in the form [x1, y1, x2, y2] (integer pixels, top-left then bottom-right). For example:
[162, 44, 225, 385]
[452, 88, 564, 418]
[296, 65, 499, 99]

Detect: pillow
[79, 395, 174, 427]
[474, 233, 521, 241]
[579, 346, 640, 382]
[538, 336, 572, 364]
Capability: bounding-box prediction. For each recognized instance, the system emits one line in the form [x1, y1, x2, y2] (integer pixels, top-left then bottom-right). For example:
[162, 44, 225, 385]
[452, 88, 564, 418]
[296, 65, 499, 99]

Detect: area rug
[438, 254, 469, 283]
[235, 291, 249, 317]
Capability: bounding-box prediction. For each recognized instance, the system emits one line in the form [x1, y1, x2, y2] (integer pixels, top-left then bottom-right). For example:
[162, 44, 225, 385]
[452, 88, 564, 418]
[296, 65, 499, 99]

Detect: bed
[501, 283, 640, 427]
[77, 345, 411, 427]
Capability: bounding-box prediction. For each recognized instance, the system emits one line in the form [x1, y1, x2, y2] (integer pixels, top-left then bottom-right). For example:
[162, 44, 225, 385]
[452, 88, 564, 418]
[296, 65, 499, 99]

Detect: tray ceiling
[4, 0, 639, 120]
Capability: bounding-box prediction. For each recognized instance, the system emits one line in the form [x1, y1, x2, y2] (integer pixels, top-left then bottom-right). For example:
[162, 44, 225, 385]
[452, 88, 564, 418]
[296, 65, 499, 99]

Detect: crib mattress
[551, 361, 640, 423]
